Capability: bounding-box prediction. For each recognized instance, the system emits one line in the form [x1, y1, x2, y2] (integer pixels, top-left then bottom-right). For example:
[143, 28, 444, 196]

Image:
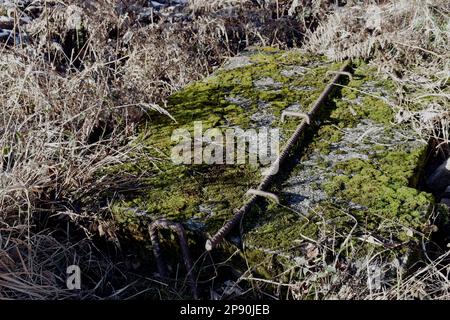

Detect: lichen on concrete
[104, 47, 345, 241]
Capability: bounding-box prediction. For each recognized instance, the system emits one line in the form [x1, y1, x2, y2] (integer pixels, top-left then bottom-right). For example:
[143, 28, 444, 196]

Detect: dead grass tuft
[306, 0, 450, 147]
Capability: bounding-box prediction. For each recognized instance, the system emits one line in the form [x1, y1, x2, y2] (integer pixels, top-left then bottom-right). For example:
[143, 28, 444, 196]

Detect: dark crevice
[418, 138, 450, 199]
[62, 27, 89, 71]
[417, 137, 450, 255]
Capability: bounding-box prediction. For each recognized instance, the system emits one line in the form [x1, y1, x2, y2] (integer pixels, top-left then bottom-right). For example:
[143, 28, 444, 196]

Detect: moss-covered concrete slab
[106, 47, 345, 239]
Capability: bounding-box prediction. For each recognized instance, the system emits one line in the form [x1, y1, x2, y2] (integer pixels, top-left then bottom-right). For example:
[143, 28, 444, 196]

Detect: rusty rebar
[281, 111, 311, 124]
[149, 223, 168, 278]
[205, 61, 352, 251]
[149, 219, 198, 298]
[246, 189, 280, 204]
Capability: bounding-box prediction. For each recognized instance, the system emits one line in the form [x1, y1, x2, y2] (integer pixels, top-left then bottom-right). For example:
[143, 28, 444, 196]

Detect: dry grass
[306, 0, 450, 147]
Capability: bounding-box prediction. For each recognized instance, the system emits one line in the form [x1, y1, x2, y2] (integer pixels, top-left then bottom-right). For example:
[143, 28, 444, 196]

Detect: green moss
[328, 64, 396, 126]
[101, 48, 344, 240]
[308, 124, 344, 154]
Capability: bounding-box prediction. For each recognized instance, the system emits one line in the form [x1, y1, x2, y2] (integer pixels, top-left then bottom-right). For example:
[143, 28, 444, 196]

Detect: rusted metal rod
[326, 70, 353, 81]
[149, 219, 198, 298]
[149, 222, 169, 278]
[205, 61, 352, 251]
[246, 189, 280, 204]
[281, 111, 311, 124]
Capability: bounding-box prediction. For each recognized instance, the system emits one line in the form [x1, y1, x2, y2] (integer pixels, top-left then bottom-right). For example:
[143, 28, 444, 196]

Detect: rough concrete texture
[106, 47, 345, 239]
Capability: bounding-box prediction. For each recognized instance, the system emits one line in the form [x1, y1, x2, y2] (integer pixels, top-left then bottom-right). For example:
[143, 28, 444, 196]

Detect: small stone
[250, 110, 275, 127]
[138, 7, 156, 22]
[405, 228, 414, 237]
[0, 16, 13, 29]
[305, 243, 319, 259]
